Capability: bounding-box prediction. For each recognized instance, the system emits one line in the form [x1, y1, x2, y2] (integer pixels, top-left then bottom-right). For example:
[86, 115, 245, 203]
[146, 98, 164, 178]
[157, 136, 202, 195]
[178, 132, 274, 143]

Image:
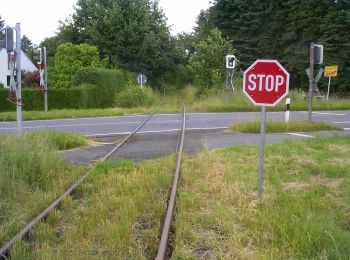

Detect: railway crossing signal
[226, 55, 236, 91]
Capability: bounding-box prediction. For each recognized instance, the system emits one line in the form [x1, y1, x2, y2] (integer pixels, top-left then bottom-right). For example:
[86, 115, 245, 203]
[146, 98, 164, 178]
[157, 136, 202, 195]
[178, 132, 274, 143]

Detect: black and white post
[285, 98, 290, 123]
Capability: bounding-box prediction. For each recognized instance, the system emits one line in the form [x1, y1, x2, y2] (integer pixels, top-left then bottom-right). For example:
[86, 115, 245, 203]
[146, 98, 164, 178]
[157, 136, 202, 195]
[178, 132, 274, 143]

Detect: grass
[0, 87, 349, 121]
[229, 120, 341, 133]
[0, 132, 83, 246]
[6, 136, 350, 259]
[25, 130, 88, 150]
[10, 157, 176, 259]
[173, 136, 350, 259]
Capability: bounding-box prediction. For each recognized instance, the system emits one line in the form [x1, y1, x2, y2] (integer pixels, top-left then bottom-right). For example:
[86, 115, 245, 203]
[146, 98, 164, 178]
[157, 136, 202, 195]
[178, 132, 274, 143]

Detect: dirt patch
[328, 144, 350, 153]
[193, 245, 215, 260]
[283, 176, 344, 192]
[328, 157, 350, 166]
[283, 181, 311, 192]
[310, 176, 344, 189]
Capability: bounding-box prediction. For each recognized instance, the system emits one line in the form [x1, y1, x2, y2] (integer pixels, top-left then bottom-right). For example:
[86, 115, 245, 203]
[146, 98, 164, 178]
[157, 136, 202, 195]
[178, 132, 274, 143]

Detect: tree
[188, 28, 234, 89]
[56, 0, 181, 86]
[199, 0, 350, 93]
[21, 35, 37, 63]
[53, 43, 105, 88]
[39, 36, 66, 66]
[0, 16, 4, 40]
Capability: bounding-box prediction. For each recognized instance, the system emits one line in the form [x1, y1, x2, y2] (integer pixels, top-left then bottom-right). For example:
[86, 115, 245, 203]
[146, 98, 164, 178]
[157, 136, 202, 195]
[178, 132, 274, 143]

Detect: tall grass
[25, 130, 87, 150]
[174, 136, 350, 259]
[0, 133, 82, 245]
[11, 157, 175, 259]
[8, 136, 350, 259]
[229, 120, 341, 133]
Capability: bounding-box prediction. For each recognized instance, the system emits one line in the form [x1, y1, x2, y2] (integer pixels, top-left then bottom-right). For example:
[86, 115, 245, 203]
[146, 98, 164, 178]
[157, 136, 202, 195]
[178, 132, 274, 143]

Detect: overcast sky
[1, 0, 212, 45]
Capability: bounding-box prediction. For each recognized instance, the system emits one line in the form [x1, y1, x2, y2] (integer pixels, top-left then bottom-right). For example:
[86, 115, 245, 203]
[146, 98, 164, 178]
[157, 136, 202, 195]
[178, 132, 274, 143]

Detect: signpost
[226, 55, 236, 91]
[324, 66, 337, 100]
[37, 47, 48, 112]
[137, 74, 147, 89]
[243, 59, 290, 199]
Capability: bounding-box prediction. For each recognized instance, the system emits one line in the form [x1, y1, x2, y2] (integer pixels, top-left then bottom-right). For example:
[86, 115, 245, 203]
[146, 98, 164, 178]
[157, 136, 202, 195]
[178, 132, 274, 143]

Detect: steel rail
[0, 114, 153, 259]
[156, 107, 186, 260]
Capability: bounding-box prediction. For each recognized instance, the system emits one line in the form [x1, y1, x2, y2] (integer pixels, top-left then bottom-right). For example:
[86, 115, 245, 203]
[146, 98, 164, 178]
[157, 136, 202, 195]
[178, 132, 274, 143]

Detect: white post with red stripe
[285, 98, 291, 123]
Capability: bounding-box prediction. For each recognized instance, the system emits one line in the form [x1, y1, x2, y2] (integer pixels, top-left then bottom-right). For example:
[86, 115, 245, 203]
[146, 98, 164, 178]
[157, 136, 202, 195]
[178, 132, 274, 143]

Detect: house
[0, 48, 37, 88]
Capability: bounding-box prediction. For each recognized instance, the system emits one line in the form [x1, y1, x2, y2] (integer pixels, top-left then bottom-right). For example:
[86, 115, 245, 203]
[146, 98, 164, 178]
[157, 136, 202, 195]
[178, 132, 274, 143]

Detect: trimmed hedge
[0, 85, 114, 111]
[73, 67, 126, 93]
[0, 68, 130, 111]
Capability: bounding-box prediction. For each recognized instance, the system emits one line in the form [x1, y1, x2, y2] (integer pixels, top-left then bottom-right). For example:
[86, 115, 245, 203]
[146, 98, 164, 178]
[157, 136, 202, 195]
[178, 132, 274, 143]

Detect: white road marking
[152, 113, 180, 117]
[288, 133, 314, 138]
[86, 126, 229, 137]
[0, 121, 142, 130]
[344, 128, 350, 131]
[0, 114, 148, 124]
[149, 119, 182, 124]
[313, 112, 345, 116]
[333, 121, 350, 124]
[186, 126, 228, 131]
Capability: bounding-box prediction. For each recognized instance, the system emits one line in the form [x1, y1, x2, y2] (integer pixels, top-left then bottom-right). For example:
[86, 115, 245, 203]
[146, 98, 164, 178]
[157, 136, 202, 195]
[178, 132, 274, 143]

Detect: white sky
[1, 0, 212, 45]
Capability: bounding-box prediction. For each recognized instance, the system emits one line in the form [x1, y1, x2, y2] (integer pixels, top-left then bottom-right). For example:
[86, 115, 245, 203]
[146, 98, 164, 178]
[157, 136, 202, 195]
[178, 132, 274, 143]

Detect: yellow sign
[324, 66, 338, 77]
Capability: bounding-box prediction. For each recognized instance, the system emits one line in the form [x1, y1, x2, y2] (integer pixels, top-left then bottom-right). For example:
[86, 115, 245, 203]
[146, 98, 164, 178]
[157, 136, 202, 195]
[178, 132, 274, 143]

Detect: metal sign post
[308, 42, 315, 122]
[136, 74, 147, 89]
[257, 106, 267, 199]
[15, 23, 22, 136]
[324, 66, 337, 100]
[226, 55, 236, 92]
[243, 59, 290, 199]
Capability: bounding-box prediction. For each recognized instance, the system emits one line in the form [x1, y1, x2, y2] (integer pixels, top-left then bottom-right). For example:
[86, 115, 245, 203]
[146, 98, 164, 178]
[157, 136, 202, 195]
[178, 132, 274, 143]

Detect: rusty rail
[156, 107, 186, 259]
[0, 114, 153, 259]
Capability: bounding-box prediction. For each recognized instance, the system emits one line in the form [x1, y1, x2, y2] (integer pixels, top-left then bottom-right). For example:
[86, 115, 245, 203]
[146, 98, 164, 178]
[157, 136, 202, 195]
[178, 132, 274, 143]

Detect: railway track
[0, 109, 186, 259]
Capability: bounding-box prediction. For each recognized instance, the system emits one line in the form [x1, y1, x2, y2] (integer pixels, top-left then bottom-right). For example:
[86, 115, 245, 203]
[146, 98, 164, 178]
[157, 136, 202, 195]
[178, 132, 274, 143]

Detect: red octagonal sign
[243, 60, 290, 106]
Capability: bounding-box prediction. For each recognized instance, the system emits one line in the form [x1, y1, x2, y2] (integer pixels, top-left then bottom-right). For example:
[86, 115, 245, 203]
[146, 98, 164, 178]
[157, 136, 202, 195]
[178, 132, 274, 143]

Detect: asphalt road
[1, 110, 349, 163]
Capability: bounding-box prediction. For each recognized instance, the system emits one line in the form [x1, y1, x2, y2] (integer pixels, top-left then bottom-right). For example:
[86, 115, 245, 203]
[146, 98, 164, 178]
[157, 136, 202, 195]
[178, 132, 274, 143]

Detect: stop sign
[243, 60, 290, 106]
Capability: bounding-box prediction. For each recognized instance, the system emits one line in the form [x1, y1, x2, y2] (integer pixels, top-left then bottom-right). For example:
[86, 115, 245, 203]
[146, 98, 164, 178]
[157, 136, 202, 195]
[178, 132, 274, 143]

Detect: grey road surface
[1, 111, 349, 163]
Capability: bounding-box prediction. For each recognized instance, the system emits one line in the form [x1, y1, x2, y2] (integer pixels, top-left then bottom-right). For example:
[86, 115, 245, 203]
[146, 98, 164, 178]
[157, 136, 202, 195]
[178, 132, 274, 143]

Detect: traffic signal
[226, 55, 236, 69]
[33, 48, 43, 63]
[314, 44, 323, 65]
[0, 27, 14, 52]
[5, 27, 14, 52]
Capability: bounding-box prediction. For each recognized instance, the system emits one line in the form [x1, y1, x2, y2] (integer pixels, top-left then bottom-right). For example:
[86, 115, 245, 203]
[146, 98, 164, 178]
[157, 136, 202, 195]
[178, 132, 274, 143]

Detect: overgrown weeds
[229, 120, 341, 133]
[0, 133, 82, 246]
[174, 136, 350, 259]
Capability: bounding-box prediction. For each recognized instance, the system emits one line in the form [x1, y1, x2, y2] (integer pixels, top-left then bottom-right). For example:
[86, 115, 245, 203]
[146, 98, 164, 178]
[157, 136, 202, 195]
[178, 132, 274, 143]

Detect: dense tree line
[1, 1, 350, 95]
[52, 0, 181, 86]
[198, 0, 350, 94]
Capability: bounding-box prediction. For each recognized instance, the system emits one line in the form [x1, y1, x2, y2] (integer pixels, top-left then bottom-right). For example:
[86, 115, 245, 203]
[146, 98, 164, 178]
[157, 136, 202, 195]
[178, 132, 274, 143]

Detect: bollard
[285, 98, 290, 123]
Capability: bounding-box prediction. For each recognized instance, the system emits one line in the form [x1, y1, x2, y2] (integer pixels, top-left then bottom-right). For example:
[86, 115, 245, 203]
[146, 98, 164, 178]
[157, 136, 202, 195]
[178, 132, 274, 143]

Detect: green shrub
[25, 131, 87, 150]
[73, 67, 126, 93]
[0, 85, 116, 111]
[0, 133, 68, 189]
[52, 43, 105, 88]
[116, 86, 157, 108]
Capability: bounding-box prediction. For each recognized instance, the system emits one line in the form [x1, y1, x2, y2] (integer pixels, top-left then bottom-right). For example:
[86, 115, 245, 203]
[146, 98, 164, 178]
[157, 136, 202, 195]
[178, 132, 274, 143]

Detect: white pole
[44, 47, 48, 112]
[326, 77, 331, 101]
[15, 23, 22, 136]
[285, 98, 291, 123]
